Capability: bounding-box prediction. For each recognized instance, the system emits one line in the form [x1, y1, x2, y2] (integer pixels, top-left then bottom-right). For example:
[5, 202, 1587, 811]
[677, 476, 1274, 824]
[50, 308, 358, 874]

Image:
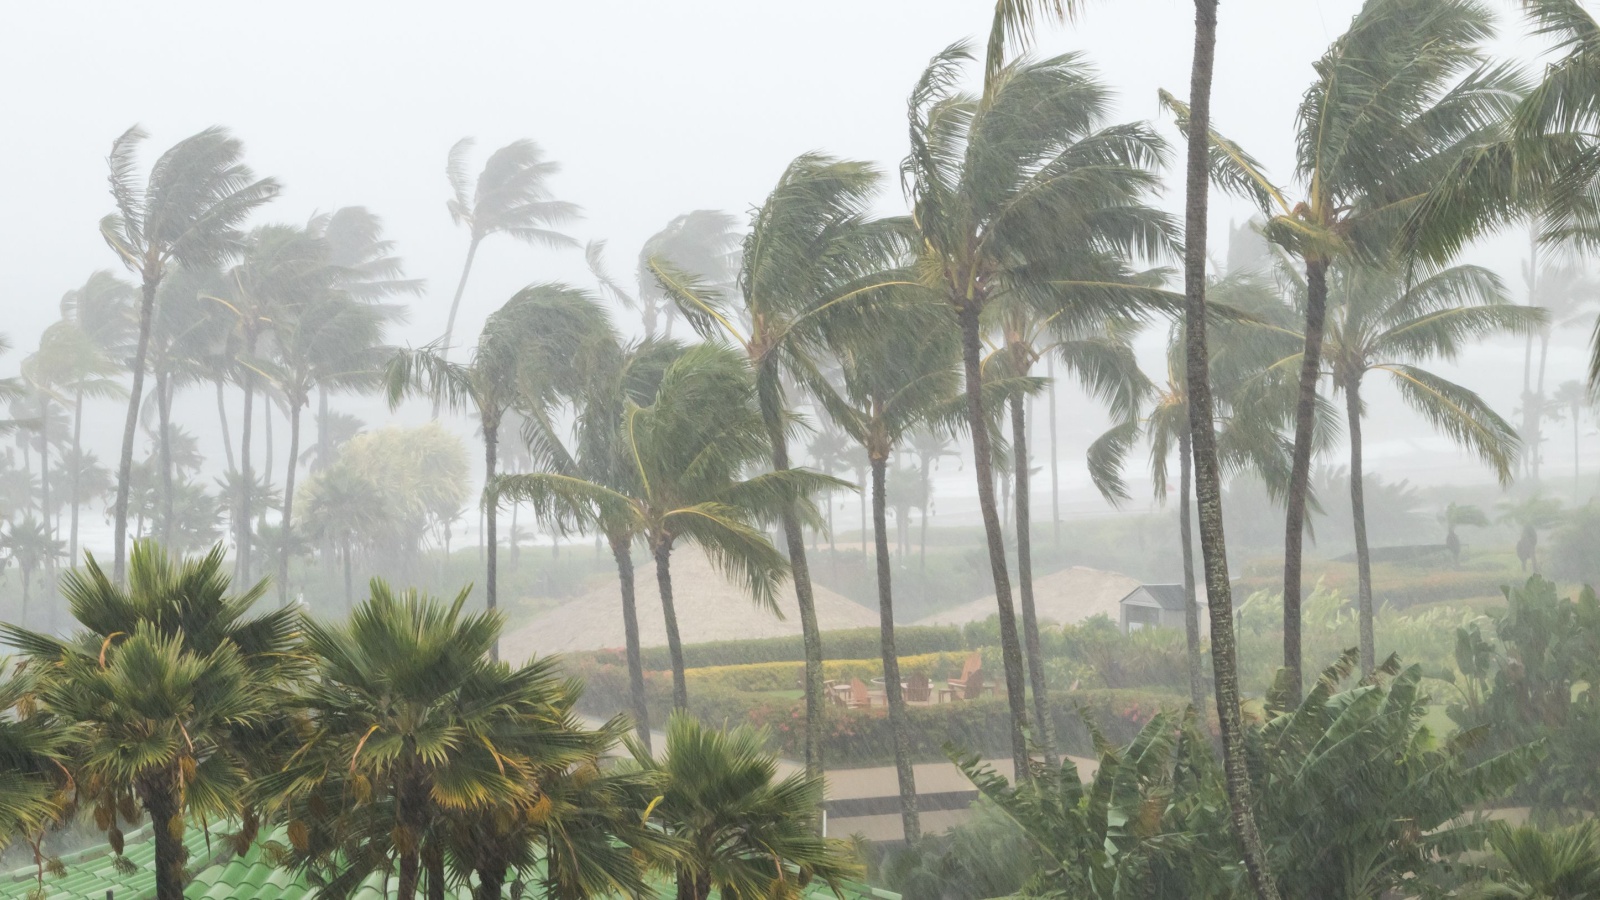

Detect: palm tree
[1, 540, 299, 900]
[588, 210, 741, 340]
[265, 581, 570, 900]
[0, 661, 72, 893]
[1552, 379, 1591, 495]
[1467, 820, 1600, 899]
[439, 138, 578, 373]
[99, 126, 279, 581]
[816, 304, 962, 843]
[1309, 261, 1537, 670]
[1498, 492, 1566, 573]
[650, 152, 906, 778]
[299, 460, 387, 608]
[1175, 0, 1283, 891]
[622, 713, 860, 900]
[59, 271, 135, 563]
[499, 343, 839, 710]
[901, 20, 1171, 772]
[387, 283, 613, 657]
[3, 515, 62, 620]
[1518, 251, 1600, 480]
[1182, 0, 1524, 698]
[1440, 502, 1490, 565]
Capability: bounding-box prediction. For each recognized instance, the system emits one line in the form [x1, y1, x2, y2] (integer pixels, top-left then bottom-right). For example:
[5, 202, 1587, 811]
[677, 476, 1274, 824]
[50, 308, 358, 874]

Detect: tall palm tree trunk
[655, 542, 689, 710]
[435, 236, 482, 416]
[1282, 258, 1329, 703]
[279, 398, 304, 606]
[216, 377, 235, 472]
[69, 390, 83, 566]
[1010, 392, 1055, 764]
[610, 533, 652, 751]
[238, 357, 256, 583]
[1048, 356, 1060, 549]
[425, 844, 446, 900]
[484, 419, 500, 661]
[113, 277, 158, 582]
[1343, 379, 1376, 674]
[38, 396, 52, 585]
[957, 302, 1030, 777]
[139, 768, 186, 900]
[1182, 3, 1280, 897]
[342, 538, 355, 611]
[1177, 427, 1206, 715]
[870, 454, 920, 843]
[157, 370, 175, 546]
[763, 400, 827, 781]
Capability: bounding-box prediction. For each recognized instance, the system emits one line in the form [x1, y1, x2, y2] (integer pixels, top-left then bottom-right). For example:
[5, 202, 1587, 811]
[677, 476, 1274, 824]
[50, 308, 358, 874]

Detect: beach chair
[905, 673, 931, 703]
[848, 677, 873, 709]
[945, 652, 982, 697]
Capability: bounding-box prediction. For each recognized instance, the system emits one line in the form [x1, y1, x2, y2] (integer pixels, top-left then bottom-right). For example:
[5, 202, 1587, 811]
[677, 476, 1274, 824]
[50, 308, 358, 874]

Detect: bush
[582, 626, 969, 671]
[1548, 503, 1600, 588]
[684, 652, 974, 694]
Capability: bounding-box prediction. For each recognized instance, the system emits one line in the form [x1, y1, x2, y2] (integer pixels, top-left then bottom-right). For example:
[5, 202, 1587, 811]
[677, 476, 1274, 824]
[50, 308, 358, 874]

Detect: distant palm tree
[1498, 492, 1566, 574]
[3, 515, 62, 619]
[99, 126, 279, 581]
[439, 139, 578, 374]
[1552, 380, 1591, 495]
[818, 303, 962, 843]
[387, 284, 613, 656]
[622, 714, 860, 900]
[903, 23, 1171, 772]
[588, 210, 740, 340]
[1440, 502, 1490, 565]
[1518, 250, 1599, 480]
[59, 271, 135, 562]
[500, 344, 838, 709]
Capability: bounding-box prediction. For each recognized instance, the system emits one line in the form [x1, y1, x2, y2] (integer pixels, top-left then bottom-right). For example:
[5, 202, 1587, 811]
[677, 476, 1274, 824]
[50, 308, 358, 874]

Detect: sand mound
[504, 545, 880, 660]
[916, 565, 1144, 627]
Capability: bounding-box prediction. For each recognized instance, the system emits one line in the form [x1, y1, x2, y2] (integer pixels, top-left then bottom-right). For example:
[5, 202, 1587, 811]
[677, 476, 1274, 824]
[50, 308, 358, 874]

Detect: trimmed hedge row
[687, 652, 974, 693]
[583, 626, 970, 671]
[564, 655, 1178, 767]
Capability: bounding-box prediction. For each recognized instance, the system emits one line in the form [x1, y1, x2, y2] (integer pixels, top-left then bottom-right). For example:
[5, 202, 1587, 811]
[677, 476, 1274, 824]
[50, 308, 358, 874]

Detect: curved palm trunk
[238, 357, 256, 584]
[38, 396, 53, 587]
[609, 533, 652, 751]
[1343, 379, 1376, 674]
[278, 397, 304, 607]
[435, 236, 482, 415]
[113, 276, 158, 582]
[1282, 258, 1329, 704]
[157, 370, 175, 546]
[139, 766, 186, 900]
[484, 418, 500, 662]
[1177, 427, 1206, 716]
[1009, 393, 1055, 764]
[216, 377, 235, 472]
[655, 541, 689, 710]
[870, 454, 920, 843]
[764, 406, 827, 781]
[69, 390, 83, 566]
[1048, 356, 1060, 549]
[1182, 3, 1280, 897]
[956, 302, 1030, 777]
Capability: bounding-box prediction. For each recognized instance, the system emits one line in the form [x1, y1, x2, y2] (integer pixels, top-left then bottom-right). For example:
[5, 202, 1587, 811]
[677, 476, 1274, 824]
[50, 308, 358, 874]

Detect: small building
[1119, 584, 1189, 633]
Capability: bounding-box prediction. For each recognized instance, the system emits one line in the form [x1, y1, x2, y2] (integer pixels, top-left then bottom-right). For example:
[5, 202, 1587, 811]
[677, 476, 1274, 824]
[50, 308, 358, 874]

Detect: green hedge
[583, 626, 970, 670]
[563, 655, 1177, 767]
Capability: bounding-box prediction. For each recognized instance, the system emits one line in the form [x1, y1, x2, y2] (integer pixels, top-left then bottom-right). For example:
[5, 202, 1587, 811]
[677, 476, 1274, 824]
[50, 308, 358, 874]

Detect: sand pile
[504, 545, 880, 660]
[916, 565, 1145, 627]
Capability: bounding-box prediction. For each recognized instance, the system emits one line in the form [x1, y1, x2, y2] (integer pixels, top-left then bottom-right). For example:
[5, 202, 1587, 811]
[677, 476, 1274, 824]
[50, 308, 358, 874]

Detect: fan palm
[387, 284, 613, 658]
[0, 540, 300, 900]
[499, 343, 841, 710]
[99, 126, 279, 581]
[0, 661, 73, 890]
[648, 152, 904, 776]
[901, 24, 1172, 773]
[622, 713, 860, 900]
[815, 304, 964, 843]
[1441, 502, 1491, 565]
[1466, 820, 1600, 899]
[1176, 0, 1526, 698]
[439, 138, 578, 373]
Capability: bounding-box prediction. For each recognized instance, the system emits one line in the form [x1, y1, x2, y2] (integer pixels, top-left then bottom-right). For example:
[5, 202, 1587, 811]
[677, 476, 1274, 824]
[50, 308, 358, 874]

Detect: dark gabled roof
[1119, 584, 1189, 611]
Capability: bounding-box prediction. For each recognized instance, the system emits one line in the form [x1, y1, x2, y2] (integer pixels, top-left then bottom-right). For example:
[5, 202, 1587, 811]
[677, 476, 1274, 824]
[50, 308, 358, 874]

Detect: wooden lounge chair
[848, 677, 873, 709]
[945, 652, 982, 698]
[905, 673, 931, 703]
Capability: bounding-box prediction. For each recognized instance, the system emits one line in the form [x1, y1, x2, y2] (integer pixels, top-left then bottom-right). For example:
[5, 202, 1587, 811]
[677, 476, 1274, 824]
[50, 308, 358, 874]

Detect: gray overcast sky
[2, 0, 1586, 502]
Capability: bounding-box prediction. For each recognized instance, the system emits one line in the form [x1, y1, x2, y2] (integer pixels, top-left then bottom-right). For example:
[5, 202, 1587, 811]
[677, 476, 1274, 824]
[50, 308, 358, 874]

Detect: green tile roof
[1, 825, 899, 899]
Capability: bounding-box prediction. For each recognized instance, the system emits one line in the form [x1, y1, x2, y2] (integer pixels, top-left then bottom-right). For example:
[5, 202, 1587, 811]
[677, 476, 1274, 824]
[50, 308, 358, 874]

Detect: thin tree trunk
[157, 370, 175, 546]
[1181, 3, 1281, 897]
[1178, 427, 1207, 716]
[918, 457, 931, 603]
[655, 541, 688, 710]
[435, 235, 481, 416]
[1344, 379, 1376, 675]
[278, 397, 303, 607]
[38, 395, 52, 586]
[761, 403, 825, 781]
[1048, 356, 1060, 548]
[1010, 392, 1055, 764]
[114, 276, 159, 582]
[69, 390, 83, 566]
[343, 538, 355, 612]
[611, 533, 652, 752]
[216, 377, 235, 472]
[956, 302, 1030, 777]
[1282, 258, 1328, 704]
[318, 387, 336, 577]
[485, 418, 500, 661]
[140, 769, 187, 900]
[871, 454, 920, 843]
[425, 844, 445, 900]
[263, 394, 274, 494]
[238, 344, 256, 584]
[1534, 328, 1552, 482]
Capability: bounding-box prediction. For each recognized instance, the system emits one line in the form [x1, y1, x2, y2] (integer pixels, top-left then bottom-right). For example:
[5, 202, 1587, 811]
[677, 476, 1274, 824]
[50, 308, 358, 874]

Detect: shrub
[684, 652, 974, 694]
[582, 626, 969, 670]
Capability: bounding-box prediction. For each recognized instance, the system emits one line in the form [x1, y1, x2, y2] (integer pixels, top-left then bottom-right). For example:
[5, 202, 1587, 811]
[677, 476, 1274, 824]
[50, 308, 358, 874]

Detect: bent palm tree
[1440, 501, 1490, 564]
[903, 24, 1172, 772]
[439, 139, 578, 375]
[499, 343, 841, 710]
[59, 271, 135, 564]
[99, 126, 279, 581]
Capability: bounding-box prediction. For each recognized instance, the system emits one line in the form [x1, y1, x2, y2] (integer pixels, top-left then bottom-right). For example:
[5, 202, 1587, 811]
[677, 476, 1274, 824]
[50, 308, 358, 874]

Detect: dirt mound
[916, 565, 1144, 627]
[504, 545, 880, 660]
